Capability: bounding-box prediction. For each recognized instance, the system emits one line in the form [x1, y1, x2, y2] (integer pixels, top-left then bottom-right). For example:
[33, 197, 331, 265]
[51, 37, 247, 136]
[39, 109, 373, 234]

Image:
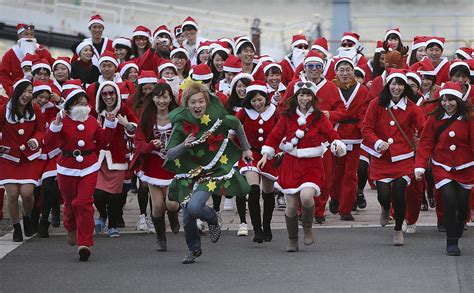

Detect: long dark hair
[225, 77, 252, 114]
[173, 51, 190, 78]
[429, 94, 472, 121]
[115, 44, 132, 61]
[379, 77, 417, 106]
[139, 83, 178, 141]
[64, 92, 89, 112]
[9, 81, 34, 121]
[282, 88, 321, 117]
[408, 48, 421, 66]
[209, 50, 228, 86]
[384, 34, 408, 55]
[372, 52, 385, 77]
[131, 37, 151, 58]
[132, 83, 152, 111]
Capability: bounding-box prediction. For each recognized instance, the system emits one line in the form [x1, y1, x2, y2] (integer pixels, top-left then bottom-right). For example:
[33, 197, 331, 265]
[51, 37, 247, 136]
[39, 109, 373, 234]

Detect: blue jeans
[183, 190, 218, 251]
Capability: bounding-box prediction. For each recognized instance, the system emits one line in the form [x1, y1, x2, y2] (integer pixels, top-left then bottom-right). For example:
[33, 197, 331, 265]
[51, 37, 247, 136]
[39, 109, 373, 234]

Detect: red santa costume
[135, 25, 169, 71]
[51, 57, 72, 94]
[215, 55, 242, 96]
[83, 15, 114, 67]
[44, 86, 117, 260]
[425, 37, 450, 85]
[280, 35, 309, 86]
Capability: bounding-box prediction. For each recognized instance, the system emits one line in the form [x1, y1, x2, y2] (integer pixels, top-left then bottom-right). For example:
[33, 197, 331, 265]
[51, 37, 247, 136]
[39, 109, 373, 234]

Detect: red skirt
[238, 151, 278, 181]
[0, 157, 43, 186]
[432, 164, 474, 189]
[138, 154, 174, 186]
[370, 155, 414, 183]
[96, 161, 125, 194]
[275, 154, 324, 195]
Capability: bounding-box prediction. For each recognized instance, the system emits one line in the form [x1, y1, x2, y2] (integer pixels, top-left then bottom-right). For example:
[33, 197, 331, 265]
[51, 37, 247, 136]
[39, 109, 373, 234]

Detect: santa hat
[449, 60, 470, 75]
[304, 51, 325, 65]
[374, 40, 385, 53]
[137, 70, 158, 85]
[223, 55, 242, 73]
[439, 81, 465, 101]
[197, 41, 211, 56]
[158, 59, 177, 75]
[294, 80, 317, 94]
[52, 57, 71, 73]
[411, 36, 428, 51]
[466, 59, 474, 77]
[17, 23, 34, 35]
[191, 64, 213, 81]
[182, 16, 198, 30]
[62, 79, 83, 91]
[412, 57, 435, 76]
[99, 51, 118, 67]
[117, 82, 131, 100]
[341, 32, 360, 44]
[211, 43, 230, 57]
[32, 80, 52, 94]
[133, 26, 151, 38]
[291, 35, 308, 48]
[75, 41, 93, 56]
[218, 37, 235, 51]
[354, 67, 366, 78]
[153, 25, 172, 40]
[455, 47, 473, 60]
[245, 80, 268, 94]
[386, 68, 407, 84]
[263, 62, 282, 75]
[13, 78, 31, 91]
[234, 35, 251, 45]
[21, 53, 38, 68]
[235, 37, 255, 54]
[32, 58, 51, 72]
[170, 48, 189, 59]
[62, 85, 86, 104]
[229, 73, 254, 92]
[406, 71, 421, 87]
[311, 37, 329, 56]
[174, 25, 183, 37]
[96, 81, 121, 115]
[118, 61, 139, 78]
[384, 28, 401, 41]
[334, 57, 354, 72]
[88, 14, 104, 28]
[425, 36, 445, 49]
[112, 37, 132, 49]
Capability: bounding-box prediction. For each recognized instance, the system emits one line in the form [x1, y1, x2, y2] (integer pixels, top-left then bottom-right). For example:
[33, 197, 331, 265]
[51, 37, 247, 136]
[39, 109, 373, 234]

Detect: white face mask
[337, 47, 357, 60]
[165, 76, 181, 96]
[292, 48, 308, 67]
[69, 105, 91, 122]
[18, 38, 38, 55]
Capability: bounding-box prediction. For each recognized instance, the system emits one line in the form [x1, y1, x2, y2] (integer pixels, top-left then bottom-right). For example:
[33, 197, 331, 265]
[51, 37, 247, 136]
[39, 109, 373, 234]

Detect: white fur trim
[239, 165, 278, 181]
[170, 48, 189, 59]
[32, 63, 51, 73]
[426, 38, 444, 49]
[386, 72, 407, 84]
[119, 63, 139, 77]
[229, 73, 254, 91]
[137, 171, 172, 186]
[98, 150, 128, 170]
[341, 35, 358, 44]
[32, 84, 51, 94]
[246, 84, 268, 94]
[290, 137, 299, 145]
[0, 179, 38, 186]
[223, 65, 241, 73]
[158, 62, 177, 74]
[297, 116, 307, 126]
[455, 49, 472, 60]
[99, 56, 118, 67]
[192, 72, 213, 81]
[295, 129, 305, 139]
[56, 161, 100, 177]
[261, 145, 276, 159]
[263, 63, 282, 74]
[384, 30, 401, 40]
[137, 77, 158, 85]
[311, 45, 329, 56]
[275, 182, 321, 196]
[439, 88, 463, 100]
[49, 122, 63, 133]
[304, 56, 324, 65]
[391, 151, 414, 162]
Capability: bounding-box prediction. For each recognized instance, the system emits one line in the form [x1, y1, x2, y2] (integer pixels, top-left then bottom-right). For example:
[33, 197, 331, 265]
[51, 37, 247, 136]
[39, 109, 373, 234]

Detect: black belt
[339, 118, 360, 124]
[62, 149, 94, 157]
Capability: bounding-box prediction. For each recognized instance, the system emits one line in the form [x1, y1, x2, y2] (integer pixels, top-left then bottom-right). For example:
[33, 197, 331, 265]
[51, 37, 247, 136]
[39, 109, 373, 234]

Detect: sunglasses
[305, 63, 323, 70]
[295, 44, 309, 50]
[341, 42, 354, 48]
[101, 90, 115, 97]
[21, 25, 35, 31]
[296, 81, 315, 88]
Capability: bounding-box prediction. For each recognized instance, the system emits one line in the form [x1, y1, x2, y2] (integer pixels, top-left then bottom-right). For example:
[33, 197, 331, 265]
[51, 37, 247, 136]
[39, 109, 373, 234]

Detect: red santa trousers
[405, 178, 424, 225]
[314, 152, 334, 217]
[0, 188, 4, 220]
[331, 145, 360, 215]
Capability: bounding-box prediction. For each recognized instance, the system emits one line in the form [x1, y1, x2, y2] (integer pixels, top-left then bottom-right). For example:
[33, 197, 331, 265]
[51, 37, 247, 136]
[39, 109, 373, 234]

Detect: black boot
[262, 191, 275, 242]
[13, 223, 23, 242]
[248, 185, 264, 243]
[421, 194, 428, 211]
[23, 216, 35, 237]
[152, 216, 167, 251]
[37, 220, 50, 238]
[167, 211, 180, 234]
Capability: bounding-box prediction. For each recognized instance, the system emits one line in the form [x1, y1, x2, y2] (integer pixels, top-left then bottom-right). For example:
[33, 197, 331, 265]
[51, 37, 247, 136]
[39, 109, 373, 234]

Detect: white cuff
[261, 145, 276, 159]
[125, 122, 137, 137]
[104, 118, 119, 129]
[49, 122, 63, 133]
[374, 139, 384, 152]
[331, 139, 347, 157]
[414, 168, 425, 175]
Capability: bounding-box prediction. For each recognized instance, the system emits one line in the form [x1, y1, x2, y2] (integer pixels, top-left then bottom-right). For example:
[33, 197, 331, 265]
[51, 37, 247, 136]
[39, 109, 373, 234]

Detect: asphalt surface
[0, 227, 472, 292]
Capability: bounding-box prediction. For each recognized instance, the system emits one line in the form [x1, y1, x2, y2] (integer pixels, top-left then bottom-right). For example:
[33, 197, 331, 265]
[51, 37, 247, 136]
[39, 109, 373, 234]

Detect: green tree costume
[164, 94, 250, 205]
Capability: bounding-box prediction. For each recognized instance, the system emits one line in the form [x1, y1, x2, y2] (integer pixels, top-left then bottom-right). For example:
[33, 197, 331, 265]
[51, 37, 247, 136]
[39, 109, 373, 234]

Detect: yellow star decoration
[207, 181, 217, 192]
[200, 114, 211, 126]
[174, 159, 181, 168]
[219, 154, 229, 165]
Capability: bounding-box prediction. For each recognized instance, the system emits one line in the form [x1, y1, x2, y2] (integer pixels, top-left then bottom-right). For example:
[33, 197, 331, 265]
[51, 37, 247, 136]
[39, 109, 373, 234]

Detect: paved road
[1, 227, 472, 292]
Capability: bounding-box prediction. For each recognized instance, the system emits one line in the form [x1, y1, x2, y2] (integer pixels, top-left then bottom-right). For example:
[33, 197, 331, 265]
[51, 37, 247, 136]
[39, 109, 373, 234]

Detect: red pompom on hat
[223, 55, 242, 73]
[133, 26, 151, 38]
[304, 50, 325, 65]
[191, 64, 213, 81]
[32, 80, 52, 94]
[153, 25, 172, 40]
[52, 56, 71, 73]
[174, 25, 183, 37]
[157, 59, 177, 75]
[112, 37, 132, 49]
[375, 40, 385, 53]
[386, 68, 408, 84]
[384, 28, 401, 41]
[182, 16, 198, 30]
[118, 61, 139, 78]
[99, 51, 118, 67]
[341, 32, 360, 44]
[439, 81, 464, 100]
[425, 36, 446, 49]
[311, 37, 329, 56]
[21, 53, 38, 68]
[88, 14, 104, 28]
[291, 35, 308, 48]
[137, 70, 158, 85]
[455, 47, 473, 60]
[246, 80, 268, 94]
[32, 58, 51, 72]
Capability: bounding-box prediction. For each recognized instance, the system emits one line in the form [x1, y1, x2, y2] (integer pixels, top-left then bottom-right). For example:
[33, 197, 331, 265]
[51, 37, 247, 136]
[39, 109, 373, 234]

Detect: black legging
[376, 178, 408, 231]
[212, 195, 247, 224]
[94, 189, 122, 229]
[137, 181, 149, 216]
[425, 167, 435, 199]
[439, 181, 470, 244]
[40, 177, 61, 222]
[357, 160, 369, 191]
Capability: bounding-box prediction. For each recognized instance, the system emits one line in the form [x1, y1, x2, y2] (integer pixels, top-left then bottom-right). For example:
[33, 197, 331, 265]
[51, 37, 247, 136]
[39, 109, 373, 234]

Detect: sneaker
[237, 223, 248, 236]
[197, 219, 206, 234]
[49, 210, 60, 228]
[94, 218, 107, 234]
[406, 224, 416, 234]
[380, 208, 389, 227]
[428, 197, 436, 208]
[340, 213, 355, 221]
[108, 227, 120, 238]
[182, 249, 202, 264]
[208, 223, 221, 243]
[223, 198, 234, 211]
[78, 246, 91, 261]
[276, 193, 286, 210]
[136, 214, 148, 232]
[146, 216, 155, 233]
[314, 216, 325, 224]
[329, 200, 339, 214]
[393, 230, 404, 246]
[356, 192, 367, 209]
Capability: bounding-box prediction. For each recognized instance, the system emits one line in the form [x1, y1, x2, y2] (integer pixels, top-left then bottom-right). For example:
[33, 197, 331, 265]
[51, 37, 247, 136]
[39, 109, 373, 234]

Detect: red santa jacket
[267, 83, 286, 106]
[261, 107, 341, 159]
[71, 37, 114, 67]
[236, 104, 279, 151]
[45, 115, 117, 177]
[0, 45, 53, 96]
[367, 72, 386, 102]
[415, 115, 474, 177]
[279, 57, 296, 86]
[361, 97, 426, 163]
[136, 48, 163, 72]
[0, 102, 45, 163]
[432, 57, 450, 86]
[281, 78, 347, 125]
[334, 82, 368, 145]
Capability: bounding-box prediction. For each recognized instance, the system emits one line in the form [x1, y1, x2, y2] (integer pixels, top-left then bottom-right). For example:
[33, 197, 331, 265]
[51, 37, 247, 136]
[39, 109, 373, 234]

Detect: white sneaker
[223, 198, 233, 211]
[197, 219, 206, 232]
[136, 214, 148, 232]
[237, 223, 248, 236]
[406, 224, 416, 234]
[146, 216, 155, 233]
[402, 221, 407, 232]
